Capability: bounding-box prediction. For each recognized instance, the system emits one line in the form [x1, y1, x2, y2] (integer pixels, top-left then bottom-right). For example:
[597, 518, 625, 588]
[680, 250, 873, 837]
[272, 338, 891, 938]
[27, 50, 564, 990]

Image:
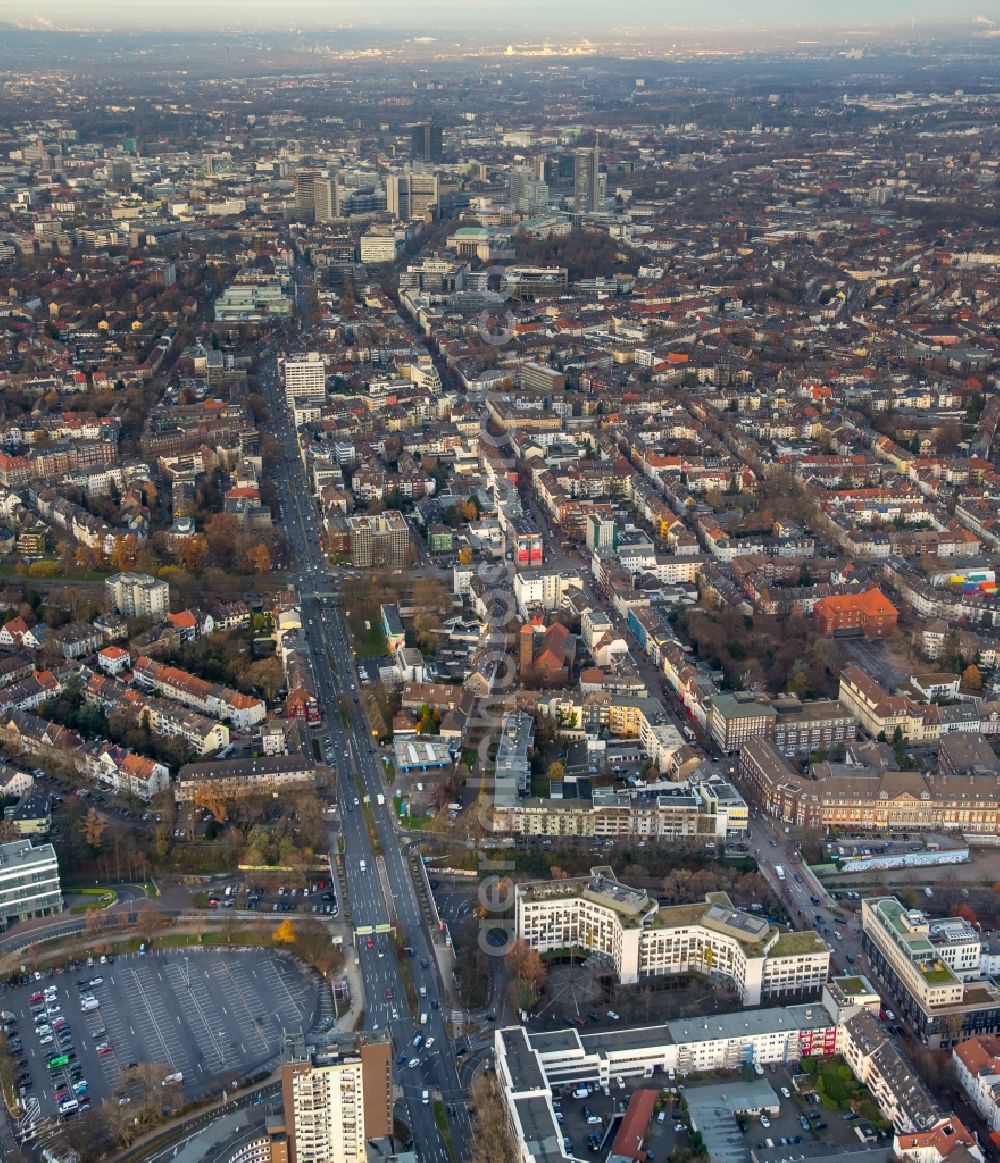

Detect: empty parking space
[2, 948, 324, 1137]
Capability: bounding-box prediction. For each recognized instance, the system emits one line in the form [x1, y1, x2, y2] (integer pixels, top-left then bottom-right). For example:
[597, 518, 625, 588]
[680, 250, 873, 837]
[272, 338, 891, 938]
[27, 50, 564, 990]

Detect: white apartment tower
[283, 354, 327, 409]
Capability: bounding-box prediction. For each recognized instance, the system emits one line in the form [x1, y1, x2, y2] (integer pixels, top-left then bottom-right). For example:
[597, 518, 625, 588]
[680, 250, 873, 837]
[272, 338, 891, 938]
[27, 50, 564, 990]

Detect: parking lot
[2, 949, 324, 1128]
[547, 1063, 889, 1162]
[194, 878, 340, 918]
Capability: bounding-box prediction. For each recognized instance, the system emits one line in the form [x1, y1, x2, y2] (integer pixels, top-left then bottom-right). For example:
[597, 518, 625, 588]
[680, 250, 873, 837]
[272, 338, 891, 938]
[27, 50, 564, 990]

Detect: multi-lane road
[260, 356, 470, 1161]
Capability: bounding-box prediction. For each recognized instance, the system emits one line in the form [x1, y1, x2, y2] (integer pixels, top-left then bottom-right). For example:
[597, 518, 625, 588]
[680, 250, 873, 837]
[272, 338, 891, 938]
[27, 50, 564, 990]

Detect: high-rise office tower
[313, 174, 340, 222]
[408, 169, 438, 218]
[386, 169, 438, 221]
[108, 159, 133, 189]
[574, 145, 600, 214]
[411, 122, 443, 163]
[509, 165, 548, 213]
[294, 167, 319, 222]
[385, 173, 409, 221]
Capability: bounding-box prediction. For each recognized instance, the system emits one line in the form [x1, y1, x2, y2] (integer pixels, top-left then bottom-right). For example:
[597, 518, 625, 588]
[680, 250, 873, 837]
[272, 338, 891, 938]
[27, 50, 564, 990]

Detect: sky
[0, 0, 991, 32]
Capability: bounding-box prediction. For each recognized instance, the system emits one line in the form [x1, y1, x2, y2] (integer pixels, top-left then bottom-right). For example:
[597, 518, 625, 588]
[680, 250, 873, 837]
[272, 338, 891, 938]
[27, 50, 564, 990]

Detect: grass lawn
[347, 612, 386, 656]
[805, 1056, 868, 1110]
[69, 887, 118, 914]
[399, 815, 435, 830]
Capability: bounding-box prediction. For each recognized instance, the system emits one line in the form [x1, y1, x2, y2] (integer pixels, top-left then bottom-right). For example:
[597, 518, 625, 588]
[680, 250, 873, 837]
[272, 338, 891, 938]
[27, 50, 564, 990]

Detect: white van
[359, 859, 366, 872]
[422, 1089, 429, 1105]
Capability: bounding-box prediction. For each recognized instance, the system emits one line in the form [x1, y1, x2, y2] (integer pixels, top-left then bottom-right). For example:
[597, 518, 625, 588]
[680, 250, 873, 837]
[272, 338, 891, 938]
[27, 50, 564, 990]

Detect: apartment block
[837, 667, 938, 743]
[0, 839, 63, 931]
[175, 755, 320, 803]
[279, 1039, 392, 1163]
[514, 866, 829, 1004]
[953, 1035, 1000, 1133]
[348, 511, 410, 568]
[493, 780, 747, 842]
[494, 999, 844, 1163]
[283, 354, 327, 409]
[105, 571, 170, 619]
[133, 656, 266, 729]
[861, 896, 1000, 1048]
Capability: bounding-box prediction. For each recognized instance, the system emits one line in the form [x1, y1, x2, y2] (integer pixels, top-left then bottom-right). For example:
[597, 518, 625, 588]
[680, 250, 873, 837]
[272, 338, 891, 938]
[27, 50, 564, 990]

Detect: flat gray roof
[512, 1095, 566, 1162]
[668, 1003, 831, 1046]
[580, 1025, 676, 1054]
[501, 1027, 546, 1093]
[752, 1145, 892, 1163]
[686, 1080, 782, 1163]
[529, 1029, 583, 1055]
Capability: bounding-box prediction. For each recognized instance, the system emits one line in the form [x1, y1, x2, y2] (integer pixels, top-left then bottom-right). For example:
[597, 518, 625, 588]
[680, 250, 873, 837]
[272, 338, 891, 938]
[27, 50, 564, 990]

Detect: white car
[761, 1116, 770, 1128]
[780, 1087, 791, 1099]
[425, 1037, 435, 1049]
[408, 1057, 421, 1068]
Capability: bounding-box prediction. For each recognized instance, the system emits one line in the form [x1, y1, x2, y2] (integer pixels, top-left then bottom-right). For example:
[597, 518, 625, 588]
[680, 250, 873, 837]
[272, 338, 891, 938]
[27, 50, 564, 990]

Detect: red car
[366, 937, 374, 949]
[96, 1044, 113, 1057]
[385, 988, 394, 1001]
[28, 992, 43, 1004]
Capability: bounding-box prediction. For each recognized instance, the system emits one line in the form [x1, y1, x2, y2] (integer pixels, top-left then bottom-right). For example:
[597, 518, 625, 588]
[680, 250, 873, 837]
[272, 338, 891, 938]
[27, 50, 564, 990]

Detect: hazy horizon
[0, 0, 994, 32]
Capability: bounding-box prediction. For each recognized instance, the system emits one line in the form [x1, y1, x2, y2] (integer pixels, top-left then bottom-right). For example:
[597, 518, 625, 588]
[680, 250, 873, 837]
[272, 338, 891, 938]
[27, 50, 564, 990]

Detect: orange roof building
[609, 1089, 658, 1161]
[813, 586, 898, 640]
[896, 1117, 981, 1163]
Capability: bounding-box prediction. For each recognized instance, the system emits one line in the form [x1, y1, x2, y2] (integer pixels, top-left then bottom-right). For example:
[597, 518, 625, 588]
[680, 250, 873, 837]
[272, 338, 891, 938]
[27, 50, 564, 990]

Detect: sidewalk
[335, 942, 365, 1031]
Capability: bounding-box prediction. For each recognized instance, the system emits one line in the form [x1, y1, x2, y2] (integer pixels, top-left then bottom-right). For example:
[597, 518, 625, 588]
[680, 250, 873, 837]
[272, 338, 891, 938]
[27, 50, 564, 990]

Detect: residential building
[133, 656, 266, 729]
[861, 896, 1000, 1048]
[493, 995, 848, 1162]
[493, 778, 747, 841]
[953, 1035, 1000, 1133]
[349, 511, 410, 568]
[283, 355, 326, 409]
[0, 839, 63, 931]
[895, 1118, 982, 1163]
[175, 755, 321, 803]
[514, 866, 829, 1003]
[279, 1039, 392, 1163]
[105, 572, 170, 619]
[9, 792, 52, 836]
[840, 1008, 942, 1132]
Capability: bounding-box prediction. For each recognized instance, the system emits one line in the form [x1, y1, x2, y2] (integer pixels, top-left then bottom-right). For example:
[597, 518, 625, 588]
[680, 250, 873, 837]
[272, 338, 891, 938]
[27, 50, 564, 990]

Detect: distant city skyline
[1, 1, 993, 32]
